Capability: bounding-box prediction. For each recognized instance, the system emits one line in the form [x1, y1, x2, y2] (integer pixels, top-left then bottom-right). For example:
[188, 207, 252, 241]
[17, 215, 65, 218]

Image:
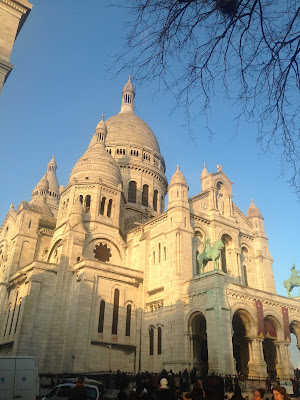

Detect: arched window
[125, 304, 132, 336]
[221, 234, 231, 273]
[9, 292, 18, 335]
[153, 190, 158, 212]
[142, 184, 149, 207]
[149, 328, 154, 355]
[112, 289, 119, 335]
[14, 298, 22, 333]
[98, 300, 105, 333]
[100, 197, 106, 215]
[79, 195, 83, 204]
[243, 265, 248, 286]
[107, 199, 112, 217]
[220, 246, 227, 273]
[158, 243, 161, 263]
[85, 195, 91, 212]
[164, 247, 167, 261]
[158, 327, 162, 354]
[196, 251, 200, 274]
[241, 247, 249, 286]
[128, 181, 137, 203]
[3, 303, 11, 337]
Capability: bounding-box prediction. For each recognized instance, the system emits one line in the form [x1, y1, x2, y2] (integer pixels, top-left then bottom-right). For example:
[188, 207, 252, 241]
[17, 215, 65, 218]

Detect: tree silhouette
[114, 0, 300, 196]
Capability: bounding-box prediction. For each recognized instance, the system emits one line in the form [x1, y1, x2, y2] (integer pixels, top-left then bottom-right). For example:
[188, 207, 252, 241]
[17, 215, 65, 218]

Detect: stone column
[247, 337, 267, 378]
[205, 272, 235, 375]
[275, 341, 294, 378]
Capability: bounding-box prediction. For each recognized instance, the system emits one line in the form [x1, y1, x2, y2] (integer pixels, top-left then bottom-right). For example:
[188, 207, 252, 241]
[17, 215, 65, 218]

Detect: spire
[120, 76, 135, 113]
[89, 114, 107, 148]
[201, 163, 209, 180]
[47, 155, 57, 172]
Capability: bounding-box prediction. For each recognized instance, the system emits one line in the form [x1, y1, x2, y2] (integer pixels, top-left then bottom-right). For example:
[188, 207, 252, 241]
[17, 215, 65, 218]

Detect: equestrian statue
[197, 236, 224, 274]
[283, 264, 300, 298]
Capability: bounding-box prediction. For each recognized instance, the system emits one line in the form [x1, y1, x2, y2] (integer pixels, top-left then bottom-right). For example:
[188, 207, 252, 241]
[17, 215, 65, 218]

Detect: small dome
[37, 174, 49, 191]
[201, 163, 209, 180]
[170, 165, 187, 186]
[247, 198, 262, 218]
[95, 114, 107, 132]
[106, 112, 161, 154]
[123, 76, 134, 92]
[69, 144, 122, 187]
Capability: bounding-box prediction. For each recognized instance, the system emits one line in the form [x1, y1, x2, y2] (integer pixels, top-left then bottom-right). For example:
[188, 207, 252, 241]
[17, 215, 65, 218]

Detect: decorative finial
[101, 114, 104, 120]
[128, 75, 131, 81]
[251, 198, 253, 204]
[217, 164, 222, 172]
[204, 163, 206, 168]
[177, 165, 180, 171]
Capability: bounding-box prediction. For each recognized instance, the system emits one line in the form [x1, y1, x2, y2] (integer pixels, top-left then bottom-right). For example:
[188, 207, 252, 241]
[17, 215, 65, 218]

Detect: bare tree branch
[111, 0, 300, 197]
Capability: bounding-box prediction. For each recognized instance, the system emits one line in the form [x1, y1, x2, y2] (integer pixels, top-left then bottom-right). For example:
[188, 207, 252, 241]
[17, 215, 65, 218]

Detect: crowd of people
[67, 375, 293, 400]
[66, 369, 299, 400]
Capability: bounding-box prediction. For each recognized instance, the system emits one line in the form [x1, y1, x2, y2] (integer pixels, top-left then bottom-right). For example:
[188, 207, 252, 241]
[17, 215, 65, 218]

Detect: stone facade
[0, 79, 299, 378]
[0, 0, 32, 94]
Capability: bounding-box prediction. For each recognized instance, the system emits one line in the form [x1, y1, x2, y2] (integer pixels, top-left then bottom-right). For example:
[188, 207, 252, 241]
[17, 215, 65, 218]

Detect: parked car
[42, 383, 100, 400]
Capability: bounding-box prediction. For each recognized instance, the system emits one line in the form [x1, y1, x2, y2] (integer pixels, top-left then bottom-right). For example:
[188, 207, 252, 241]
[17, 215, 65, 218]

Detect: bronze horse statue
[283, 264, 300, 298]
[197, 239, 224, 274]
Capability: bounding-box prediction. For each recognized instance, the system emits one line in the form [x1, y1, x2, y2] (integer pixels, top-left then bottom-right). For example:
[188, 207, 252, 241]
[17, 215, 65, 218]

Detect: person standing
[68, 377, 87, 400]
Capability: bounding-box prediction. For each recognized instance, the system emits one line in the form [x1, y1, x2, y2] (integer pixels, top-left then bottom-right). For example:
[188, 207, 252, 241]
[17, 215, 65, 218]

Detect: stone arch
[187, 311, 208, 376]
[0, 239, 8, 259]
[124, 299, 134, 308]
[263, 313, 283, 378]
[232, 307, 257, 336]
[85, 234, 125, 264]
[232, 308, 256, 376]
[215, 181, 226, 214]
[110, 283, 122, 303]
[241, 245, 252, 286]
[230, 303, 257, 330]
[192, 229, 205, 275]
[220, 233, 233, 273]
[290, 319, 300, 348]
[263, 311, 284, 340]
[47, 239, 63, 264]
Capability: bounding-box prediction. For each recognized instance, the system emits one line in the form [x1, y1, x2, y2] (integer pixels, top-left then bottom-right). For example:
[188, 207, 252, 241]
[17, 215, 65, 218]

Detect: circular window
[94, 243, 112, 262]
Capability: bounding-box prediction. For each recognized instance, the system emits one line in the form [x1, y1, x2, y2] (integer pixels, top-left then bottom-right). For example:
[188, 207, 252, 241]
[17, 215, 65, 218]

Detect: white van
[0, 356, 39, 400]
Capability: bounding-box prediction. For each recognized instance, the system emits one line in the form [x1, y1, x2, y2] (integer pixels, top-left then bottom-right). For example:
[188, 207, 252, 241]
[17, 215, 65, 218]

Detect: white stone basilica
[0, 78, 299, 377]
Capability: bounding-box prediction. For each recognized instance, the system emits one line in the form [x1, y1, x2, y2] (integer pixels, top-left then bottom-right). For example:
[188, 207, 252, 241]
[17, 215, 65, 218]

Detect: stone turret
[168, 165, 189, 211]
[247, 198, 266, 235]
[120, 76, 135, 113]
[46, 155, 60, 207]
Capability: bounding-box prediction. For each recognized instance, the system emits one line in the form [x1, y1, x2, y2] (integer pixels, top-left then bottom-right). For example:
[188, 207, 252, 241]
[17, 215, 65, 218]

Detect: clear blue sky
[0, 1, 299, 365]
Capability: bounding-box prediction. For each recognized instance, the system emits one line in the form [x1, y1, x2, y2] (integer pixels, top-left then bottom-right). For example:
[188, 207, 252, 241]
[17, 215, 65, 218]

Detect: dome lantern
[120, 76, 135, 113]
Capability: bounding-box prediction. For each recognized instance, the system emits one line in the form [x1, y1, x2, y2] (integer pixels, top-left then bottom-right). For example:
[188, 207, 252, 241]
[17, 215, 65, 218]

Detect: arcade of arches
[188, 308, 298, 378]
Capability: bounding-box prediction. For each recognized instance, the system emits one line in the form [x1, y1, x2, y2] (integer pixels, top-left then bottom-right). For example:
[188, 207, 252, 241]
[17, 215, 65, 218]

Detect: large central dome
[105, 112, 161, 154]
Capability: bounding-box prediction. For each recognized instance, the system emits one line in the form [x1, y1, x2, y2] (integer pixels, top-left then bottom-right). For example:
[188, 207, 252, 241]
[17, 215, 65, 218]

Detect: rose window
[94, 243, 112, 262]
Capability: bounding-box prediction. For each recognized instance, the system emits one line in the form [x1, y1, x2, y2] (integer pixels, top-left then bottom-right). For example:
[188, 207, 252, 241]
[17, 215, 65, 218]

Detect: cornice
[0, 0, 32, 14]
